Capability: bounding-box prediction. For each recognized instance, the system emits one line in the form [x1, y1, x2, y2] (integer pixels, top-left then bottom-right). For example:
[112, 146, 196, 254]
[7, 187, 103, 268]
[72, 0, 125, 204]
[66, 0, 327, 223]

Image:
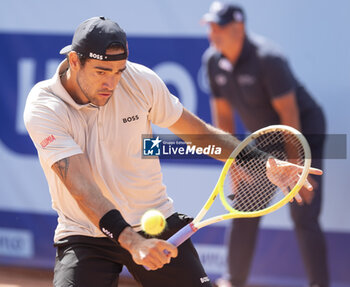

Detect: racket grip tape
[167, 222, 198, 247]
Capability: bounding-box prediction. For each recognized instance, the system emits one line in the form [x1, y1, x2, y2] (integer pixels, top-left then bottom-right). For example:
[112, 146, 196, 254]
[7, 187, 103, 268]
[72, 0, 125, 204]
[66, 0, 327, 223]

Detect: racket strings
[242, 133, 302, 210]
[224, 130, 305, 212]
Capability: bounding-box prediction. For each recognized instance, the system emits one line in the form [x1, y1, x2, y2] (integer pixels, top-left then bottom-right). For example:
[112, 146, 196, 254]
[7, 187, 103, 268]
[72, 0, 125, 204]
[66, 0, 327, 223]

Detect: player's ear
[68, 52, 81, 71]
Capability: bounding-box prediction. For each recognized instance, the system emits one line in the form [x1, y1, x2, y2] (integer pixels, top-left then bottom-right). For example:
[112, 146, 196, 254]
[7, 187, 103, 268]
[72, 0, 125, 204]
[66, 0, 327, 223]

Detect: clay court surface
[0, 266, 288, 287]
[0, 266, 138, 287]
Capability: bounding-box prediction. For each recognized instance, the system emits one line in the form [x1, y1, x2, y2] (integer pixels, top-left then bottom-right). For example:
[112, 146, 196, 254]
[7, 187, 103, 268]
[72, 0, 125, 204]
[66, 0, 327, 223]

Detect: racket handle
[162, 224, 197, 256]
[167, 222, 198, 247]
[144, 223, 198, 270]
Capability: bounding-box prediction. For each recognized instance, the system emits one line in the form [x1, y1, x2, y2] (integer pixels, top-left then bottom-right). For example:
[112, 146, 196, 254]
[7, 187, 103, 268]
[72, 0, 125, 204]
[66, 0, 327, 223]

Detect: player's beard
[76, 74, 112, 106]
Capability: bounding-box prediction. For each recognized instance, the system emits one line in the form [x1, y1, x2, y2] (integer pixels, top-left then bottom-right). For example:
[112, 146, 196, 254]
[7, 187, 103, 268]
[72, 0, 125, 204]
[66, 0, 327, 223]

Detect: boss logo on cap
[89, 52, 104, 60]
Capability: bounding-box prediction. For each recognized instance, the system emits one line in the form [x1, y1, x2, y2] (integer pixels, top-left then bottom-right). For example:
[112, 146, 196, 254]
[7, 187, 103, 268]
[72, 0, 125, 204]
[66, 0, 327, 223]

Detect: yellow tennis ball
[141, 209, 166, 236]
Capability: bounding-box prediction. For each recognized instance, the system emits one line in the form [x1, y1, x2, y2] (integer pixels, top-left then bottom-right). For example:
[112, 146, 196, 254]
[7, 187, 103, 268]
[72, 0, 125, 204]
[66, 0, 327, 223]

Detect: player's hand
[131, 238, 178, 270]
[266, 157, 322, 204]
[118, 227, 177, 270]
[298, 175, 318, 204]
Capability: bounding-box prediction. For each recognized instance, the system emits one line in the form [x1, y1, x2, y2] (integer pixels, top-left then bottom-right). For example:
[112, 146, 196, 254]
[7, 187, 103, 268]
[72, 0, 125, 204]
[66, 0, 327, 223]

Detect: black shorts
[53, 213, 212, 287]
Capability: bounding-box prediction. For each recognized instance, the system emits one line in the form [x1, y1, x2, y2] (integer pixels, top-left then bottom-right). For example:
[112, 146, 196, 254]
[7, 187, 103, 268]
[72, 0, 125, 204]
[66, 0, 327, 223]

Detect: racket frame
[192, 125, 311, 230]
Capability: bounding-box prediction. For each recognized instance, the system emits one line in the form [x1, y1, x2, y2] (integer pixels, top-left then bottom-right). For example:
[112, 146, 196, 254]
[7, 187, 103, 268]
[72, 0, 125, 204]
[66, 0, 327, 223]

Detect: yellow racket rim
[218, 125, 311, 218]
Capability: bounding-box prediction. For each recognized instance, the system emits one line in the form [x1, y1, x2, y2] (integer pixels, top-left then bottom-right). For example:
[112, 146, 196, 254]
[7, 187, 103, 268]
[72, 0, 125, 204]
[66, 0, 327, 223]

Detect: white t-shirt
[24, 60, 183, 242]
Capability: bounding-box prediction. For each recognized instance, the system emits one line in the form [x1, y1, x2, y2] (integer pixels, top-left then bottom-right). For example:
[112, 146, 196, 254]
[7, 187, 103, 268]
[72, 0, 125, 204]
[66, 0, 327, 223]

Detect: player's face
[208, 22, 243, 55]
[76, 49, 127, 106]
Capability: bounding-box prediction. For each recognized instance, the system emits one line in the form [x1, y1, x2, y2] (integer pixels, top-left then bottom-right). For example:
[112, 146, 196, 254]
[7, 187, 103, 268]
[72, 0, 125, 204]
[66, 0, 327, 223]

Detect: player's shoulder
[249, 33, 285, 60]
[120, 60, 166, 96]
[27, 79, 64, 108]
[124, 61, 159, 82]
[24, 79, 67, 123]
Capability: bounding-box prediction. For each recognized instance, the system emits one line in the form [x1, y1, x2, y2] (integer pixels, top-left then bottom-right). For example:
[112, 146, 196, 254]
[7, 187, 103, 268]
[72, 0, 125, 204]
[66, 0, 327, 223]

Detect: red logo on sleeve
[40, 135, 56, 148]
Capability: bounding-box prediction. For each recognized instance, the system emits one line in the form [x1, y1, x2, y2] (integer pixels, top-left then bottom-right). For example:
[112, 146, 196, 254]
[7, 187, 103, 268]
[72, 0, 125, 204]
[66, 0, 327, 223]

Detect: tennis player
[23, 16, 319, 287]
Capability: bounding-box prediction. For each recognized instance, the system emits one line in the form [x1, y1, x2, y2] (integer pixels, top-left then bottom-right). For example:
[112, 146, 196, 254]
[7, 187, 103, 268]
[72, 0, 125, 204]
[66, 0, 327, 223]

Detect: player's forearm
[52, 154, 131, 243]
[169, 108, 241, 160]
[118, 226, 145, 251]
[73, 189, 116, 227]
[52, 155, 118, 227]
[200, 122, 241, 159]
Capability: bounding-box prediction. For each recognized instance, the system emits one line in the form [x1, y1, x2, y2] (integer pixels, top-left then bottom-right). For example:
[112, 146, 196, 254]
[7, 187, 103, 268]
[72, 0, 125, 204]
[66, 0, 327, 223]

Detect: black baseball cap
[60, 16, 128, 61]
[202, 1, 245, 26]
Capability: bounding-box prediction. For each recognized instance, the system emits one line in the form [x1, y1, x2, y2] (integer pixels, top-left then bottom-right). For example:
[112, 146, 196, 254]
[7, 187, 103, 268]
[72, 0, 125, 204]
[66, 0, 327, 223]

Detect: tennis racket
[166, 124, 315, 247]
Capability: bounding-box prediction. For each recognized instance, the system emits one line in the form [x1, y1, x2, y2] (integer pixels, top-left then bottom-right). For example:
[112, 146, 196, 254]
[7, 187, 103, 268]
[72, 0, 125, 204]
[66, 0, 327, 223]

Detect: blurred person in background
[201, 2, 328, 287]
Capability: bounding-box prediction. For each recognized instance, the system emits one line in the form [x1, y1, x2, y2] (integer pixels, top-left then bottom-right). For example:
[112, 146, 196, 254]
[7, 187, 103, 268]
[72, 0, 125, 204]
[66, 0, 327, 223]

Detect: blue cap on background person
[202, 1, 245, 26]
[60, 16, 128, 61]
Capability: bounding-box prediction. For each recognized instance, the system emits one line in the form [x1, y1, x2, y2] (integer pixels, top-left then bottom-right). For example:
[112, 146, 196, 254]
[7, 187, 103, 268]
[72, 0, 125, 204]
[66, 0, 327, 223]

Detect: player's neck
[60, 70, 88, 105]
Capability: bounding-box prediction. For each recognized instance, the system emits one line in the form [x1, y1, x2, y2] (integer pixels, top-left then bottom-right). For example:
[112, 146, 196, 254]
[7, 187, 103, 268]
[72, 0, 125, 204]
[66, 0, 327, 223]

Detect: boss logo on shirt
[122, 115, 139, 123]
